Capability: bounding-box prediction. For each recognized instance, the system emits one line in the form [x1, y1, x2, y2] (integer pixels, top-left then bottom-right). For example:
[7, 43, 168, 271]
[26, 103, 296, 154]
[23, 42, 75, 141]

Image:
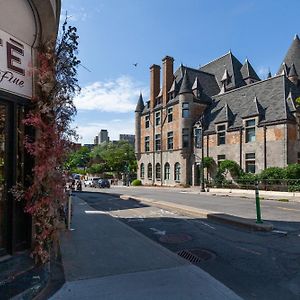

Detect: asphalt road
[76, 189, 300, 300]
[88, 185, 300, 232]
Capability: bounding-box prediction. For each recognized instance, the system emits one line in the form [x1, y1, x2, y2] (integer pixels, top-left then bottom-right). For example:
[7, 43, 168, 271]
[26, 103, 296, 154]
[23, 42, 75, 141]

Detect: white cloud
[75, 119, 135, 145]
[74, 76, 148, 113]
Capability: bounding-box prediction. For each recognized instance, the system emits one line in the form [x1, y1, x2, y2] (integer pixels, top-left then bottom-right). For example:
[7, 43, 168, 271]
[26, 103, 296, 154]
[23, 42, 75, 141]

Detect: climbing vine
[14, 19, 80, 264]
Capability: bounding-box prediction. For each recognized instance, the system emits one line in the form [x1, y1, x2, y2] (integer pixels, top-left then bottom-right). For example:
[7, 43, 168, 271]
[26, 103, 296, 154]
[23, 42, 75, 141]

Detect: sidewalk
[50, 195, 241, 300]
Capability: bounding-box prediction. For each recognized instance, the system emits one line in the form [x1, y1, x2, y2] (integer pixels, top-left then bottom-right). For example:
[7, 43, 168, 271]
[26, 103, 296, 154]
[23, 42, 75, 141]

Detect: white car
[84, 179, 93, 187]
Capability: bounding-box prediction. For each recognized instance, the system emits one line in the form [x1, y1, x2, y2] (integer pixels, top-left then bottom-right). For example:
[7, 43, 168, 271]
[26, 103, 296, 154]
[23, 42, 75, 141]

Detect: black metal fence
[206, 179, 300, 192]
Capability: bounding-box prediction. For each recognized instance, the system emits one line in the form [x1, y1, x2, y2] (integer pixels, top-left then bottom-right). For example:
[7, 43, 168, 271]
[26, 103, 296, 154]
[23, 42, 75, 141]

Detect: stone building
[0, 0, 60, 256]
[135, 35, 300, 186]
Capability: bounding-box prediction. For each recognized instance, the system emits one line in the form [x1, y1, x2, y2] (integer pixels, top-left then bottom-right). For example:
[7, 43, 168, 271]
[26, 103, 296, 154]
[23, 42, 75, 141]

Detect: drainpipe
[239, 128, 243, 169]
[263, 125, 267, 169]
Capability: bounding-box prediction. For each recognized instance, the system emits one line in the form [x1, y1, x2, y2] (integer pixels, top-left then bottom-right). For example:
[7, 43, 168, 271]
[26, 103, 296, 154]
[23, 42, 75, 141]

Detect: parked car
[96, 179, 110, 188]
[84, 179, 93, 187]
[91, 177, 101, 187]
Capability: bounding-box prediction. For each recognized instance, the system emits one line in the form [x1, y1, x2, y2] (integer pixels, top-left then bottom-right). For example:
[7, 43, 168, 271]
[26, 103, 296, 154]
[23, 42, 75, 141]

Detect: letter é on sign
[6, 39, 25, 76]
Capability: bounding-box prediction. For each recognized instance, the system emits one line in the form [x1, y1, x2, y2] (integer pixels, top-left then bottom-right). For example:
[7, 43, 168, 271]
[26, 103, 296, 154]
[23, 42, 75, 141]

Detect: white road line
[272, 230, 288, 235]
[149, 228, 166, 235]
[236, 246, 262, 255]
[85, 210, 107, 214]
[200, 221, 216, 230]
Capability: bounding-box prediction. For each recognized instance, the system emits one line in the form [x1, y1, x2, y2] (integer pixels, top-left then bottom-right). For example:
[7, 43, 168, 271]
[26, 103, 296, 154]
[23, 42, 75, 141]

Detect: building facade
[120, 134, 135, 146]
[0, 0, 60, 256]
[135, 36, 300, 186]
[99, 129, 109, 144]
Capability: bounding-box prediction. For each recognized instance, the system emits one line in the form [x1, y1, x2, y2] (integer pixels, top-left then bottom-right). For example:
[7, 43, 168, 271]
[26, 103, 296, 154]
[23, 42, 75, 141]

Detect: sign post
[255, 181, 262, 224]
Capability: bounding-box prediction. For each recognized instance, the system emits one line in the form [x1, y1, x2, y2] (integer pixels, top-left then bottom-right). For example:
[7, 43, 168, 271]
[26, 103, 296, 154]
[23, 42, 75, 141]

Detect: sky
[61, 0, 300, 145]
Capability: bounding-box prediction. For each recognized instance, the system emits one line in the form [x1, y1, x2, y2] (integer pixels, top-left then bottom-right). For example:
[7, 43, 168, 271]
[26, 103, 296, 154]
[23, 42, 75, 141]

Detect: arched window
[140, 163, 144, 179]
[156, 163, 161, 179]
[174, 162, 181, 181]
[147, 163, 152, 179]
[164, 163, 170, 180]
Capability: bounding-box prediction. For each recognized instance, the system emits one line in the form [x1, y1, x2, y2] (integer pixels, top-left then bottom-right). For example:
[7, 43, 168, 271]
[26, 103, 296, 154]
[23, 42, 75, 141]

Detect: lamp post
[194, 116, 205, 192]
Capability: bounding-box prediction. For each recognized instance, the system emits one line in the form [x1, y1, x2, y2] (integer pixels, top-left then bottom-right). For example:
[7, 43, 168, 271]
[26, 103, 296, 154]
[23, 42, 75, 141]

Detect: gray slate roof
[135, 93, 144, 112]
[240, 59, 260, 81]
[203, 75, 296, 132]
[199, 52, 245, 90]
[278, 35, 300, 75]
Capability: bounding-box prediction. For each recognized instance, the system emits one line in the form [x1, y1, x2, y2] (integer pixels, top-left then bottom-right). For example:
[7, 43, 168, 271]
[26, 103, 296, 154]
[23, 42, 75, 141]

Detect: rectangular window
[298, 152, 300, 164]
[217, 154, 226, 166]
[245, 153, 255, 173]
[245, 119, 256, 143]
[167, 131, 173, 150]
[182, 103, 189, 118]
[145, 115, 150, 128]
[217, 124, 226, 145]
[145, 136, 150, 152]
[167, 107, 173, 123]
[155, 134, 161, 151]
[182, 128, 189, 148]
[155, 111, 161, 126]
[194, 128, 202, 148]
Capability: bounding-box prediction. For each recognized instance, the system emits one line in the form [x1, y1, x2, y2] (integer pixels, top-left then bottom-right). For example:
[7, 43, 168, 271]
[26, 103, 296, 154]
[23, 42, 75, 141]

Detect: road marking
[236, 246, 262, 255]
[199, 221, 216, 230]
[85, 210, 107, 214]
[276, 207, 300, 212]
[150, 228, 166, 236]
[272, 230, 288, 235]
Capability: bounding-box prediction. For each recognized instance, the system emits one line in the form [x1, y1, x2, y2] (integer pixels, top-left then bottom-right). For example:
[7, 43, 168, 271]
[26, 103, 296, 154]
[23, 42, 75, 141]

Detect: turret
[135, 93, 144, 156]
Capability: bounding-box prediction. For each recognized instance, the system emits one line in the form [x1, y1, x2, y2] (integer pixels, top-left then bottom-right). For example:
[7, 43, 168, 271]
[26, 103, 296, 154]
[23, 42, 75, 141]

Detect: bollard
[255, 181, 263, 224]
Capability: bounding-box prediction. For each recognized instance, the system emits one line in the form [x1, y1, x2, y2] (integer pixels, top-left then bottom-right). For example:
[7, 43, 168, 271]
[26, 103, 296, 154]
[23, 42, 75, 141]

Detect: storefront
[0, 0, 60, 256]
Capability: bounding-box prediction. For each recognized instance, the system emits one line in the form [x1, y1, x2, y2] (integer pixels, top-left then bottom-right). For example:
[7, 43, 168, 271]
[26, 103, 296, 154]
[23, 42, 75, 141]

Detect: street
[76, 187, 300, 299]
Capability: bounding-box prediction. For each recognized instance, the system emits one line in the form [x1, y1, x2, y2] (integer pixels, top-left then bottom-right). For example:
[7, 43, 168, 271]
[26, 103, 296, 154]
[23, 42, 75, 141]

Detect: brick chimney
[150, 64, 161, 110]
[162, 56, 174, 106]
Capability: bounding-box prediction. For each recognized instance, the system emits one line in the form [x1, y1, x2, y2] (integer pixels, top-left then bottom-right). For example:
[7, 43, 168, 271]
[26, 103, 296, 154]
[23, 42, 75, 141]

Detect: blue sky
[61, 0, 300, 144]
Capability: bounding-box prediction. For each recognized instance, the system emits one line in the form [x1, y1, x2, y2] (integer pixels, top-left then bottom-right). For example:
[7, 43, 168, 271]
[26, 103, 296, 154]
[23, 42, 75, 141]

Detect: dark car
[96, 179, 110, 188]
[91, 177, 101, 187]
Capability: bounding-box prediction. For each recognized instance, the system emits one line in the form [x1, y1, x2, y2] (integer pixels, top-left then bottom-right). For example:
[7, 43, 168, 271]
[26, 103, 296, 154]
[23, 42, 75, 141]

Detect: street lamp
[194, 116, 205, 192]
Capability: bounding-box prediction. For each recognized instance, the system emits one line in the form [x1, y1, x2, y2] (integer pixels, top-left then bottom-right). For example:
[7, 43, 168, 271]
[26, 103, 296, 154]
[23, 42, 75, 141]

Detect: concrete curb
[120, 194, 274, 232]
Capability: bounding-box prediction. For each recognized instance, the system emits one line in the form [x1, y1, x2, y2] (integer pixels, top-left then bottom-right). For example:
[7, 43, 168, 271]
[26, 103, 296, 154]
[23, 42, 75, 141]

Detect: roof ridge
[213, 74, 285, 98]
[199, 51, 231, 69]
[183, 65, 216, 77]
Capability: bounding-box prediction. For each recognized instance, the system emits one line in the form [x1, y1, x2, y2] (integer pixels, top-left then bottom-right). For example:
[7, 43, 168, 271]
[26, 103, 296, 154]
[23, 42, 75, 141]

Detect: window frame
[145, 115, 150, 129]
[174, 162, 181, 181]
[155, 163, 161, 179]
[147, 163, 152, 179]
[155, 111, 161, 126]
[217, 154, 226, 166]
[245, 119, 256, 143]
[245, 153, 256, 173]
[182, 128, 189, 148]
[167, 107, 173, 123]
[155, 134, 161, 151]
[167, 131, 173, 150]
[182, 102, 189, 118]
[145, 136, 150, 152]
[164, 163, 170, 180]
[140, 163, 144, 179]
[217, 124, 226, 145]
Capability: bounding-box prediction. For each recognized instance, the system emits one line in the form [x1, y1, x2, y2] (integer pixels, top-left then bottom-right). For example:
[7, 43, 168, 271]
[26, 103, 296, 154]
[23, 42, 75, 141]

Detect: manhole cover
[177, 248, 216, 263]
[159, 233, 192, 244]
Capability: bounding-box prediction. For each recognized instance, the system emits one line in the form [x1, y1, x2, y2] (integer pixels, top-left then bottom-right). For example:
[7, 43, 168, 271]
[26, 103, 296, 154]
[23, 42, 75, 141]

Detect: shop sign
[0, 29, 32, 98]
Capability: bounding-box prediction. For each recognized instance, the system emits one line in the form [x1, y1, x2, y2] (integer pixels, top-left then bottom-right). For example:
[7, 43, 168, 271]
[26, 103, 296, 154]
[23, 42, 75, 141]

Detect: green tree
[65, 146, 90, 171]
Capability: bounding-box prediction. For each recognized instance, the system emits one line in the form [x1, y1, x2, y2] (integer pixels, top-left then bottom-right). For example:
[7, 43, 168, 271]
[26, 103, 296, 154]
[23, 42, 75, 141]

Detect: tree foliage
[13, 19, 80, 264]
[65, 146, 90, 171]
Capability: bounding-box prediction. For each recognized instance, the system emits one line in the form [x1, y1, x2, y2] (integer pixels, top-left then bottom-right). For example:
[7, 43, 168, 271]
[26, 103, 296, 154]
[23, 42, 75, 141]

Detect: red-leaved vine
[14, 19, 80, 264]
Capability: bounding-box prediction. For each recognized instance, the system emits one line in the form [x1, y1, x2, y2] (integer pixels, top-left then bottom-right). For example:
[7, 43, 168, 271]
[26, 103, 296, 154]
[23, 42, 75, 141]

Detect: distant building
[99, 129, 109, 143]
[94, 135, 99, 145]
[120, 134, 135, 145]
[83, 144, 95, 150]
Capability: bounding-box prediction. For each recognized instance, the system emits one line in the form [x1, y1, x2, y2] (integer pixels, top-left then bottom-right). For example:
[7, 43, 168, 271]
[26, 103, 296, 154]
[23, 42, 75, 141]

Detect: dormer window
[156, 97, 162, 106]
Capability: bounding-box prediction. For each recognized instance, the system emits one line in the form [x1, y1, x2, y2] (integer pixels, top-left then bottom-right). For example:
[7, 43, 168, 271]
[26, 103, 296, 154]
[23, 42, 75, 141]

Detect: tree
[65, 146, 90, 171]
